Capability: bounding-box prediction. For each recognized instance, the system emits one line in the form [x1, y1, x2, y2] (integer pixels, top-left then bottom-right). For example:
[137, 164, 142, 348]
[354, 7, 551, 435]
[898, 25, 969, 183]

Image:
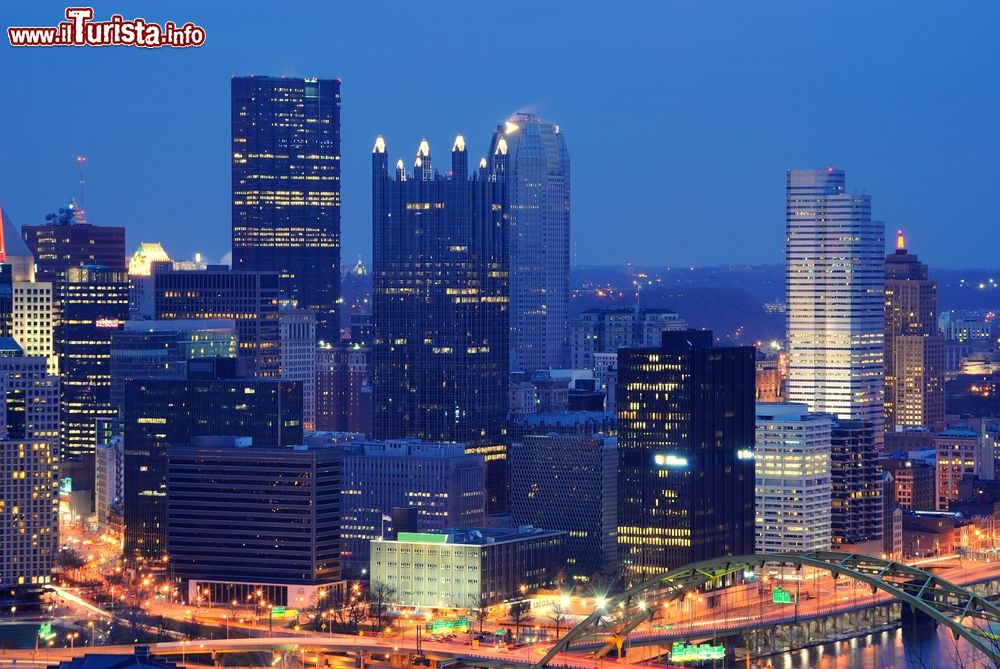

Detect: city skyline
[3, 2, 1000, 269]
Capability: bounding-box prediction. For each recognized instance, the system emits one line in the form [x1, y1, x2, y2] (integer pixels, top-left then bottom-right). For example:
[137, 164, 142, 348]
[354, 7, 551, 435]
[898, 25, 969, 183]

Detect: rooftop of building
[514, 411, 616, 426]
[45, 647, 178, 669]
[379, 526, 565, 546]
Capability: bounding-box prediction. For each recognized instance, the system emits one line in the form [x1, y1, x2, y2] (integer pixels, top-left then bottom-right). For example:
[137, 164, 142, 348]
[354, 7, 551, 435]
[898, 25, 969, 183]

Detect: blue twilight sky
[1, 1, 999, 269]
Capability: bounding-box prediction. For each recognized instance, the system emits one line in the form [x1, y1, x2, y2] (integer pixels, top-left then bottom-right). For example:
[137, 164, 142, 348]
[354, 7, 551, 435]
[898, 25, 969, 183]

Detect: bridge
[533, 551, 1000, 668]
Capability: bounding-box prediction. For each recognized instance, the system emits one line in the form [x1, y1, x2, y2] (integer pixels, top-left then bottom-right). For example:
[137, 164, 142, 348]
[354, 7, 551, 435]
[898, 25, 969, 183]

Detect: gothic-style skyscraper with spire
[231, 76, 341, 342]
[493, 114, 570, 373]
[371, 134, 509, 512]
[884, 230, 945, 431]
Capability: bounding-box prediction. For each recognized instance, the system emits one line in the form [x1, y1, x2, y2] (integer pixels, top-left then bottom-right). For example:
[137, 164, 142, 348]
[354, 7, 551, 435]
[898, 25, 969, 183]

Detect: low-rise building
[370, 527, 565, 609]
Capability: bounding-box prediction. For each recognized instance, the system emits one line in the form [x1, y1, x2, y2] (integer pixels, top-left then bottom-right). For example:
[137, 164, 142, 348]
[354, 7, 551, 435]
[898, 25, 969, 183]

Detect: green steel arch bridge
[532, 551, 1000, 669]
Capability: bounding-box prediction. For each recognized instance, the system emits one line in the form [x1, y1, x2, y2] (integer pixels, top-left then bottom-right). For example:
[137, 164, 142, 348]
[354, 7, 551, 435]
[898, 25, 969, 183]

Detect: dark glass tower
[21, 204, 126, 283]
[56, 265, 129, 458]
[231, 76, 341, 342]
[617, 330, 755, 583]
[123, 358, 303, 563]
[371, 134, 509, 512]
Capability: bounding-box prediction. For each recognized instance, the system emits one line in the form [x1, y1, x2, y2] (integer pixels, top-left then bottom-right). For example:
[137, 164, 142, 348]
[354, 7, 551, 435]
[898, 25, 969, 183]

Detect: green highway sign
[772, 587, 795, 604]
[271, 606, 286, 615]
[38, 622, 56, 640]
[669, 642, 725, 663]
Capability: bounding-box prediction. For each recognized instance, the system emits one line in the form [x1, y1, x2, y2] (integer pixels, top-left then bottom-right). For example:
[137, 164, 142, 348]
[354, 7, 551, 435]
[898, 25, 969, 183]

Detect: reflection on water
[767, 628, 994, 669]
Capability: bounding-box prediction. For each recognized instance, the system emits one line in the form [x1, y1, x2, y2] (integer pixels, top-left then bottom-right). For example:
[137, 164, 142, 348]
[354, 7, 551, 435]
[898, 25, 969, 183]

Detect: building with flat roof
[307, 435, 485, 578]
[0, 439, 59, 592]
[370, 527, 565, 609]
[754, 404, 832, 553]
[166, 437, 341, 607]
[510, 434, 617, 579]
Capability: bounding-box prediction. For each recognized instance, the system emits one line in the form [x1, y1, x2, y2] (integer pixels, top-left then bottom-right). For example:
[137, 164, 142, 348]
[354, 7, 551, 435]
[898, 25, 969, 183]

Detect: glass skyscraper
[231, 76, 341, 342]
[371, 134, 509, 512]
[493, 114, 570, 372]
[616, 330, 756, 583]
[786, 168, 885, 435]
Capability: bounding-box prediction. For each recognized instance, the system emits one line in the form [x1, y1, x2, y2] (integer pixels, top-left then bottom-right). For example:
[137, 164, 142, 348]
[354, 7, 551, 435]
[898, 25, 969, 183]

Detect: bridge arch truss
[533, 551, 1000, 668]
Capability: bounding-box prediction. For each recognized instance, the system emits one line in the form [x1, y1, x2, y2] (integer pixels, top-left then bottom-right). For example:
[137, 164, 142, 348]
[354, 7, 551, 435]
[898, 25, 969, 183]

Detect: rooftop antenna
[75, 155, 87, 208]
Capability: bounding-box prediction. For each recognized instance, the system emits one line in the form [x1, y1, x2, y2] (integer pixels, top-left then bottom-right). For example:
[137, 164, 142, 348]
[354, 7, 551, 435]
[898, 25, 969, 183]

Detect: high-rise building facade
[830, 419, 882, 544]
[0, 343, 59, 444]
[372, 134, 509, 512]
[786, 168, 884, 435]
[935, 428, 993, 511]
[318, 437, 486, 578]
[166, 438, 341, 607]
[151, 265, 279, 377]
[56, 265, 129, 458]
[315, 343, 371, 434]
[231, 76, 341, 342]
[109, 320, 237, 410]
[617, 330, 755, 582]
[754, 404, 832, 553]
[21, 207, 126, 283]
[1, 211, 56, 374]
[510, 434, 618, 579]
[495, 114, 570, 373]
[0, 439, 59, 592]
[123, 358, 303, 563]
[885, 231, 946, 431]
[279, 309, 317, 430]
[571, 308, 687, 371]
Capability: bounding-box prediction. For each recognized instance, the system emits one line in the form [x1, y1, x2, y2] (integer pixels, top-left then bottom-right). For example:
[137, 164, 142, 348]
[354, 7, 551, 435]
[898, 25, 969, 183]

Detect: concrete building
[279, 309, 317, 430]
[0, 439, 59, 591]
[95, 436, 124, 535]
[510, 434, 617, 579]
[0, 343, 59, 444]
[370, 527, 565, 608]
[570, 308, 686, 371]
[754, 404, 832, 553]
[936, 428, 994, 511]
[309, 436, 486, 579]
[315, 343, 371, 435]
[166, 437, 341, 607]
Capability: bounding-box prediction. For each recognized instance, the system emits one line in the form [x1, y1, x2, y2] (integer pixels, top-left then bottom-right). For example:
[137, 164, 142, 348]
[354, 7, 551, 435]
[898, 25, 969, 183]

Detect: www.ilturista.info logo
[8, 7, 205, 48]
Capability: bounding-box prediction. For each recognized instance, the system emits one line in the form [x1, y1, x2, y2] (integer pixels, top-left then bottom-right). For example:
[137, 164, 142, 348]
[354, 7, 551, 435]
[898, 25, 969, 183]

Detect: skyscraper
[617, 330, 755, 582]
[123, 358, 303, 562]
[21, 203, 126, 282]
[231, 76, 341, 342]
[1, 209, 56, 373]
[830, 418, 882, 544]
[495, 114, 570, 373]
[0, 341, 59, 444]
[371, 134, 509, 512]
[150, 264, 280, 378]
[786, 168, 885, 435]
[884, 231, 945, 431]
[56, 265, 129, 458]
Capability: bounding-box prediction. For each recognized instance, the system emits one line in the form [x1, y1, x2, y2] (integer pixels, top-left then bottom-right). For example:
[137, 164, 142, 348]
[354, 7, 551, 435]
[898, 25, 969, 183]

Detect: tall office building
[885, 231, 945, 431]
[0, 341, 59, 443]
[372, 134, 508, 512]
[494, 114, 570, 373]
[21, 204, 126, 282]
[167, 437, 341, 607]
[123, 358, 303, 563]
[150, 264, 279, 377]
[317, 437, 486, 578]
[231, 76, 341, 342]
[1, 210, 56, 373]
[935, 428, 993, 511]
[510, 434, 618, 579]
[830, 419, 882, 544]
[279, 309, 317, 430]
[316, 343, 371, 434]
[786, 168, 885, 435]
[754, 404, 832, 553]
[0, 439, 59, 594]
[617, 330, 755, 582]
[56, 265, 129, 458]
[109, 320, 237, 410]
[571, 308, 686, 370]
